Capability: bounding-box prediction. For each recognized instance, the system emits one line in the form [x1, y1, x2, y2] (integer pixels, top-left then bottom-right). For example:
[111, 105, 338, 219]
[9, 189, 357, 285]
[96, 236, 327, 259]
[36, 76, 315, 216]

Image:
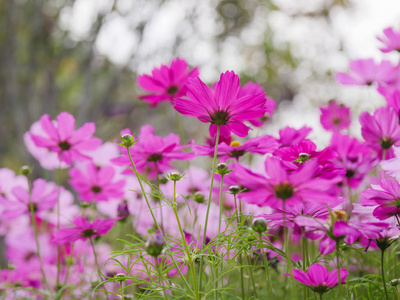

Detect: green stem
[246, 255, 258, 299]
[126, 146, 162, 234]
[381, 250, 389, 300]
[90, 238, 109, 295]
[56, 158, 62, 292]
[218, 174, 224, 235]
[336, 242, 341, 297]
[199, 125, 221, 291]
[238, 252, 246, 300]
[62, 243, 75, 286]
[154, 162, 164, 233]
[120, 281, 124, 300]
[259, 233, 273, 297]
[175, 110, 186, 144]
[173, 181, 199, 300]
[155, 258, 168, 299]
[319, 292, 323, 300]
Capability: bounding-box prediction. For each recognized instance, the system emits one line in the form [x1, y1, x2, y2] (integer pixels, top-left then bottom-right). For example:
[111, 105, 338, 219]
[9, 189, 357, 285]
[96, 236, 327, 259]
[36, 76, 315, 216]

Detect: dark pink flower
[2, 179, 58, 219]
[318, 221, 360, 255]
[69, 162, 125, 202]
[237, 82, 276, 127]
[276, 126, 312, 148]
[330, 133, 377, 188]
[194, 135, 278, 161]
[320, 100, 351, 132]
[336, 59, 395, 86]
[30, 112, 102, 165]
[292, 263, 348, 294]
[378, 27, 400, 53]
[53, 216, 116, 244]
[137, 58, 199, 107]
[359, 106, 400, 159]
[112, 125, 195, 179]
[361, 177, 400, 220]
[174, 71, 267, 138]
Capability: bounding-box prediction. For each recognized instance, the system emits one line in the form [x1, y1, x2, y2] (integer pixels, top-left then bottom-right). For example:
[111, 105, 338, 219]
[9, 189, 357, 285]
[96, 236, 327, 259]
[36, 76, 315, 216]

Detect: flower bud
[229, 185, 241, 194]
[80, 202, 91, 209]
[19, 165, 32, 176]
[145, 231, 165, 257]
[114, 273, 127, 282]
[117, 133, 138, 148]
[192, 192, 206, 204]
[252, 218, 268, 233]
[391, 279, 400, 286]
[117, 200, 130, 220]
[159, 177, 168, 185]
[215, 163, 231, 176]
[167, 172, 184, 181]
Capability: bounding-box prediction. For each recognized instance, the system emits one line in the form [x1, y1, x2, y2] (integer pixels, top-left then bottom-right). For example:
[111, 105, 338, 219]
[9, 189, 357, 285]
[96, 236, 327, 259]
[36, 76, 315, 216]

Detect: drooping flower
[2, 179, 58, 220]
[53, 216, 116, 244]
[291, 263, 348, 294]
[29, 112, 102, 165]
[174, 71, 267, 138]
[359, 106, 400, 159]
[194, 135, 278, 161]
[377, 27, 400, 53]
[318, 220, 360, 255]
[360, 177, 400, 220]
[112, 125, 195, 179]
[330, 133, 377, 188]
[336, 59, 395, 86]
[137, 58, 199, 107]
[319, 100, 351, 133]
[69, 162, 125, 202]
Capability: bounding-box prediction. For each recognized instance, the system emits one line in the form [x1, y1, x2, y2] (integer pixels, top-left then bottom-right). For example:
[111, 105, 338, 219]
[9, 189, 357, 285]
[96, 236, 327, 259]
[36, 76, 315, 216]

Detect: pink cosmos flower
[174, 71, 267, 138]
[359, 106, 400, 159]
[237, 82, 276, 127]
[112, 125, 195, 179]
[336, 59, 395, 86]
[378, 27, 400, 53]
[276, 126, 312, 148]
[234, 157, 338, 209]
[53, 216, 116, 244]
[194, 135, 278, 161]
[69, 162, 125, 202]
[360, 177, 400, 220]
[381, 146, 400, 179]
[318, 221, 360, 255]
[292, 263, 348, 294]
[137, 58, 199, 107]
[320, 100, 351, 132]
[2, 179, 58, 219]
[30, 112, 102, 165]
[330, 133, 377, 188]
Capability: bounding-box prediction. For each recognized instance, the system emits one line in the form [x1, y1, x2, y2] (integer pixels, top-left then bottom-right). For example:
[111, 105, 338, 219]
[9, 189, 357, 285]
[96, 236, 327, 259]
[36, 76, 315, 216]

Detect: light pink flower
[378, 27, 400, 53]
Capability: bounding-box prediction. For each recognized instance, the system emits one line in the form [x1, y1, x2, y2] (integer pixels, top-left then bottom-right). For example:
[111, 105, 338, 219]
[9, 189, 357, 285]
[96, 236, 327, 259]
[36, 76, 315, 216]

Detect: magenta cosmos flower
[194, 135, 278, 161]
[112, 125, 195, 179]
[276, 126, 312, 148]
[292, 263, 348, 294]
[30, 112, 102, 165]
[359, 106, 400, 159]
[378, 27, 400, 53]
[174, 71, 267, 138]
[53, 216, 116, 243]
[137, 58, 199, 107]
[69, 162, 125, 202]
[360, 177, 400, 220]
[320, 100, 351, 133]
[336, 59, 395, 86]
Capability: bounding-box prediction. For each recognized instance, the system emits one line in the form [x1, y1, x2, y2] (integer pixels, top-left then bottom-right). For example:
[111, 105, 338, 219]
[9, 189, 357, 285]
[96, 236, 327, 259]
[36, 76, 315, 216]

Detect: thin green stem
[62, 243, 75, 286]
[55, 158, 62, 292]
[238, 252, 246, 300]
[154, 162, 164, 233]
[246, 255, 258, 299]
[126, 146, 162, 234]
[155, 258, 168, 299]
[90, 238, 109, 296]
[259, 233, 273, 297]
[218, 174, 224, 235]
[199, 125, 221, 291]
[173, 181, 199, 300]
[381, 250, 389, 300]
[120, 281, 124, 300]
[319, 292, 323, 300]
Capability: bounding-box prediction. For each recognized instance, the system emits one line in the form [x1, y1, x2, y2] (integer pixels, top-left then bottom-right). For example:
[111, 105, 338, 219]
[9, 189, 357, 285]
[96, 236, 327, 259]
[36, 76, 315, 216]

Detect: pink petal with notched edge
[57, 112, 75, 141]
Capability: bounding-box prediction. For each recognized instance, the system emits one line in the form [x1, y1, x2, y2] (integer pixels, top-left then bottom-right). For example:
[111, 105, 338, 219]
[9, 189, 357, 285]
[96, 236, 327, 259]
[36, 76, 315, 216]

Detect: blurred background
[2, 0, 400, 170]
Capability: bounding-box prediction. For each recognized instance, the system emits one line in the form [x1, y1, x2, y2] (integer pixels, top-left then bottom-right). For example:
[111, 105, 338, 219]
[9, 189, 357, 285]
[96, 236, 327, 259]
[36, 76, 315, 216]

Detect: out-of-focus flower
[194, 135, 278, 161]
[360, 106, 400, 159]
[29, 112, 102, 165]
[336, 59, 395, 86]
[381, 146, 400, 179]
[320, 100, 351, 132]
[291, 263, 348, 294]
[378, 27, 400, 53]
[137, 58, 199, 107]
[53, 216, 117, 244]
[112, 125, 195, 179]
[276, 126, 312, 148]
[69, 162, 125, 202]
[174, 71, 267, 138]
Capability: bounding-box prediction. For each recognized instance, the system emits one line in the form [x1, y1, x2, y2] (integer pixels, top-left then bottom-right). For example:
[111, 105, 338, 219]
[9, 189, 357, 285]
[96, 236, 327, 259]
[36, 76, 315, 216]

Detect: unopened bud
[145, 231, 165, 257]
[117, 200, 130, 220]
[168, 172, 184, 181]
[117, 133, 138, 148]
[114, 273, 127, 282]
[193, 192, 206, 204]
[229, 185, 241, 194]
[252, 219, 268, 233]
[19, 165, 32, 176]
[391, 279, 400, 286]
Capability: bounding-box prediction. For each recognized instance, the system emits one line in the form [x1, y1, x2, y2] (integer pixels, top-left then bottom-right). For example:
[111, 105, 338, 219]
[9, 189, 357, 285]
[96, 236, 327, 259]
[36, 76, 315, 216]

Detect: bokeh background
[2, 0, 400, 171]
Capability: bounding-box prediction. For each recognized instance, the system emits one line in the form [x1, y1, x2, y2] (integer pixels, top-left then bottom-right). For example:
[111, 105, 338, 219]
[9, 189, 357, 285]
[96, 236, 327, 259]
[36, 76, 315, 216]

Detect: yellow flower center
[230, 141, 241, 147]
